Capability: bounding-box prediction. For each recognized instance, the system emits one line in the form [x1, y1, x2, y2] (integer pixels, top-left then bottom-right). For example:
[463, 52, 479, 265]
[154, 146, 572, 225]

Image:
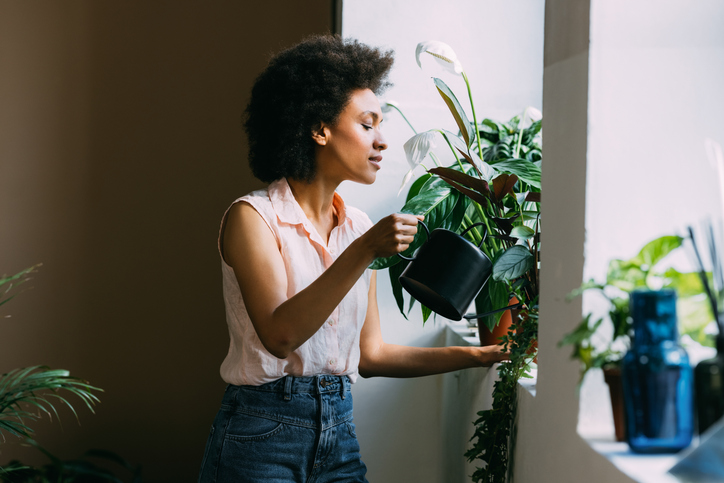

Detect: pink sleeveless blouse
[218, 178, 374, 386]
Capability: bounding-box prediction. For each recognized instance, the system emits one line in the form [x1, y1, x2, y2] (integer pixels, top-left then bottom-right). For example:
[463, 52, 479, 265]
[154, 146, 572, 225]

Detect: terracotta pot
[477, 296, 519, 347]
[603, 366, 625, 442]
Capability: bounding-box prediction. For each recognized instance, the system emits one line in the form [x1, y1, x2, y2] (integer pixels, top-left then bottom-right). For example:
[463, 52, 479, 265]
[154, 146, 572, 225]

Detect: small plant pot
[477, 297, 519, 347]
[603, 366, 625, 442]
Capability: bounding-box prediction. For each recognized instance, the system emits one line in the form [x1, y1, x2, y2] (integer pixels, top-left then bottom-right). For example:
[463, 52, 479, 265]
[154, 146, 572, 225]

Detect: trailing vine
[466, 308, 538, 483]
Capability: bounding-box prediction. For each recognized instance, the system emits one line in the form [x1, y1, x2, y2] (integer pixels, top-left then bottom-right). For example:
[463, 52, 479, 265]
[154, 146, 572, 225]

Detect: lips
[369, 155, 383, 169]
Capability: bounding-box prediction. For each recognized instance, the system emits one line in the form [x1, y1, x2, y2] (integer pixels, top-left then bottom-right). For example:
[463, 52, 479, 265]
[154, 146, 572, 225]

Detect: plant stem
[436, 130, 466, 172]
[428, 153, 441, 168]
[391, 104, 418, 135]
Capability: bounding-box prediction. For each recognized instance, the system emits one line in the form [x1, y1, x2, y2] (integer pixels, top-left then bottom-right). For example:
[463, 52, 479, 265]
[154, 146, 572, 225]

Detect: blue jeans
[198, 375, 368, 483]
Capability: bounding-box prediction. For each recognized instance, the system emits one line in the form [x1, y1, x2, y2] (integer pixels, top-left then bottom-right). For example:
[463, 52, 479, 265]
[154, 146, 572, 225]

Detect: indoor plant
[560, 234, 708, 440]
[0, 266, 142, 482]
[373, 40, 540, 483]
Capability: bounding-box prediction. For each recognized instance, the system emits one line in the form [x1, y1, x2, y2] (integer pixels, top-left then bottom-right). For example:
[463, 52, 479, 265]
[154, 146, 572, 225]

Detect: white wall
[341, 1, 544, 481]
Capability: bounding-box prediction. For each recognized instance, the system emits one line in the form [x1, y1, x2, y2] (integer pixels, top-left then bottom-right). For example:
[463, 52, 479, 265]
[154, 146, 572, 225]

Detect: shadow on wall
[0, 1, 332, 480]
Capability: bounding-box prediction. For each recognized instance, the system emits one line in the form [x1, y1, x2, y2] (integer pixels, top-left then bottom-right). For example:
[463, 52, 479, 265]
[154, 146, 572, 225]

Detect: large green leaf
[433, 77, 474, 147]
[661, 267, 704, 298]
[629, 235, 683, 272]
[405, 173, 432, 203]
[492, 245, 534, 281]
[491, 158, 541, 189]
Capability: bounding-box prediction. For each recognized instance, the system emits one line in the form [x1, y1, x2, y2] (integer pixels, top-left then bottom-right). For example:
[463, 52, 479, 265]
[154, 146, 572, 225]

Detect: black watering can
[398, 221, 521, 321]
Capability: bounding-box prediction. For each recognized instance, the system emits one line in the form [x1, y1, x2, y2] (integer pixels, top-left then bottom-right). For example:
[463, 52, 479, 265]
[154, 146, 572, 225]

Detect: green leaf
[406, 173, 432, 203]
[475, 279, 510, 331]
[491, 158, 541, 189]
[606, 259, 646, 291]
[432, 77, 474, 147]
[661, 268, 704, 298]
[421, 304, 432, 324]
[389, 260, 409, 319]
[628, 235, 683, 272]
[369, 178, 459, 270]
[492, 246, 534, 281]
[510, 226, 535, 240]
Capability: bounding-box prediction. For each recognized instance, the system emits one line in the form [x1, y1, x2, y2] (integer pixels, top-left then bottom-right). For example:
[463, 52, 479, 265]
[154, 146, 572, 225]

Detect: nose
[376, 131, 388, 152]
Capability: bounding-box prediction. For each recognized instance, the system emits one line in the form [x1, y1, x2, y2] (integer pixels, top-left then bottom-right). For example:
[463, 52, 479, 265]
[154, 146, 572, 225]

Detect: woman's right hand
[360, 213, 424, 259]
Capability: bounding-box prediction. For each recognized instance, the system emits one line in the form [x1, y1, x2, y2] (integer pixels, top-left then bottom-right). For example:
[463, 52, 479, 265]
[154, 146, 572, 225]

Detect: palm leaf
[0, 366, 102, 440]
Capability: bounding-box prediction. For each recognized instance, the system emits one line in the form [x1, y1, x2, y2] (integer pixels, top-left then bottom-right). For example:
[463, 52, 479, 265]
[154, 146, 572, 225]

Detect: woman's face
[315, 88, 388, 185]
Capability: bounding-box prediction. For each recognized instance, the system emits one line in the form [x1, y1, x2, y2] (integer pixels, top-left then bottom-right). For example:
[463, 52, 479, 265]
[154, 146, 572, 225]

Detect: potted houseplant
[372, 40, 540, 483]
[0, 266, 142, 482]
[560, 234, 707, 441]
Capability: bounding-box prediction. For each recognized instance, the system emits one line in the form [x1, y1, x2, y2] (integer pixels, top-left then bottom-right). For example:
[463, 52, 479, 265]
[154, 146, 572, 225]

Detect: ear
[311, 122, 330, 146]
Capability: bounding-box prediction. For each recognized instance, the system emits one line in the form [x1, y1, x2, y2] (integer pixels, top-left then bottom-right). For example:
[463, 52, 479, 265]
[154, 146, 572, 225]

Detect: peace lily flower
[519, 106, 542, 130]
[399, 131, 437, 195]
[403, 131, 436, 170]
[415, 41, 463, 75]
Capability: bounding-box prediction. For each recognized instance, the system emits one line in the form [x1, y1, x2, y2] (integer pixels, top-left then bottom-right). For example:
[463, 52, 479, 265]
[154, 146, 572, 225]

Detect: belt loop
[284, 376, 293, 401]
[340, 376, 346, 400]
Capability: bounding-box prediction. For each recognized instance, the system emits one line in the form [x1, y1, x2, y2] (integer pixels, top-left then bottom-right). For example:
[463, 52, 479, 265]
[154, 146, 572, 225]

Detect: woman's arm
[358, 271, 508, 378]
[223, 202, 420, 359]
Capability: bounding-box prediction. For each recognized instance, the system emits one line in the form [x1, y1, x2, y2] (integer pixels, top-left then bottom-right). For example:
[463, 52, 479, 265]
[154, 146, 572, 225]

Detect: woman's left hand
[471, 344, 511, 367]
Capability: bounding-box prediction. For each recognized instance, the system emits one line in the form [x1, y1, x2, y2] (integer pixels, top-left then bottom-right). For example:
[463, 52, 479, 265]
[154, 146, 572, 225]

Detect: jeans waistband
[237, 375, 350, 400]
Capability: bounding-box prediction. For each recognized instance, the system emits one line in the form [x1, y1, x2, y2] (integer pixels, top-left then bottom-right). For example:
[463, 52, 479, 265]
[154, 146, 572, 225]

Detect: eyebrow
[362, 111, 383, 122]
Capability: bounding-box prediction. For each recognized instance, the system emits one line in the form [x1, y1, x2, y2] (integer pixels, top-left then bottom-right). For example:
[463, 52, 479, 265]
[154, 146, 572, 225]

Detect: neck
[286, 176, 340, 225]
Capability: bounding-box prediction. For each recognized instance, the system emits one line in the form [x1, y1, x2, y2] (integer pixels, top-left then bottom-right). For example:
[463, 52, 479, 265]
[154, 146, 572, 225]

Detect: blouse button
[329, 358, 337, 366]
[328, 319, 335, 326]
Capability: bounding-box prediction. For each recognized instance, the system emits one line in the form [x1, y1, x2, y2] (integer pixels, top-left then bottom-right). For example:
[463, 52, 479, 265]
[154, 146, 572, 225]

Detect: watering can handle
[396, 220, 430, 262]
[462, 302, 524, 320]
[459, 222, 488, 248]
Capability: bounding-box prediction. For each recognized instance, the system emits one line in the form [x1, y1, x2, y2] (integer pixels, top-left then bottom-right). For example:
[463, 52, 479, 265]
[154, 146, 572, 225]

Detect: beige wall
[0, 1, 330, 480]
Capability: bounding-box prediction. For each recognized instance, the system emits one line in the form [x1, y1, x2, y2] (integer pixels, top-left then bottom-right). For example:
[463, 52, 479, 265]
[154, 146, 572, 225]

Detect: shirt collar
[269, 178, 349, 235]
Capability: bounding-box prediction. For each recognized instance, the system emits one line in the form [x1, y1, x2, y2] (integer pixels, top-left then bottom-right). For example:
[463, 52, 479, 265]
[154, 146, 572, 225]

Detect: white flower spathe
[519, 106, 542, 130]
[415, 40, 463, 75]
[403, 131, 437, 170]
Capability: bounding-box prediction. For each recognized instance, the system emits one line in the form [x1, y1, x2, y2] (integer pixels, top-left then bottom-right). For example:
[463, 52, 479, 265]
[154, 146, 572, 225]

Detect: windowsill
[587, 439, 681, 483]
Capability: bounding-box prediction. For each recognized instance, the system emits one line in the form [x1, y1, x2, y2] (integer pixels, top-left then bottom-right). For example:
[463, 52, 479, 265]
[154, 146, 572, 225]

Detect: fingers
[365, 213, 426, 258]
[476, 345, 512, 366]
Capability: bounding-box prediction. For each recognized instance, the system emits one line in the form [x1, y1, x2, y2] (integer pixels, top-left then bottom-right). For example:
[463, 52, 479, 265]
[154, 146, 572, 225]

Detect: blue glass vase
[622, 290, 693, 453]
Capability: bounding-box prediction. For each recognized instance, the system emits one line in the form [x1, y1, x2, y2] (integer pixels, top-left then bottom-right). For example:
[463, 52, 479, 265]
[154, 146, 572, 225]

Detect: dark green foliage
[0, 267, 139, 483]
[1, 443, 143, 483]
[466, 309, 538, 483]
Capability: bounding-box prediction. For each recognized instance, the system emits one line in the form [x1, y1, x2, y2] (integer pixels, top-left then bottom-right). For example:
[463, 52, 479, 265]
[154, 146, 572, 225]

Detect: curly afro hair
[244, 35, 394, 183]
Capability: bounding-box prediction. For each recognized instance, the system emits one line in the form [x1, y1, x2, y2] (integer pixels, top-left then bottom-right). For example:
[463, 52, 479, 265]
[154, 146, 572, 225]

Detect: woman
[198, 35, 507, 483]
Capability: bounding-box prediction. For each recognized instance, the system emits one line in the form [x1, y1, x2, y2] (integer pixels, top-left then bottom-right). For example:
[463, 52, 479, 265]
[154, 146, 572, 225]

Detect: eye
[362, 124, 373, 131]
